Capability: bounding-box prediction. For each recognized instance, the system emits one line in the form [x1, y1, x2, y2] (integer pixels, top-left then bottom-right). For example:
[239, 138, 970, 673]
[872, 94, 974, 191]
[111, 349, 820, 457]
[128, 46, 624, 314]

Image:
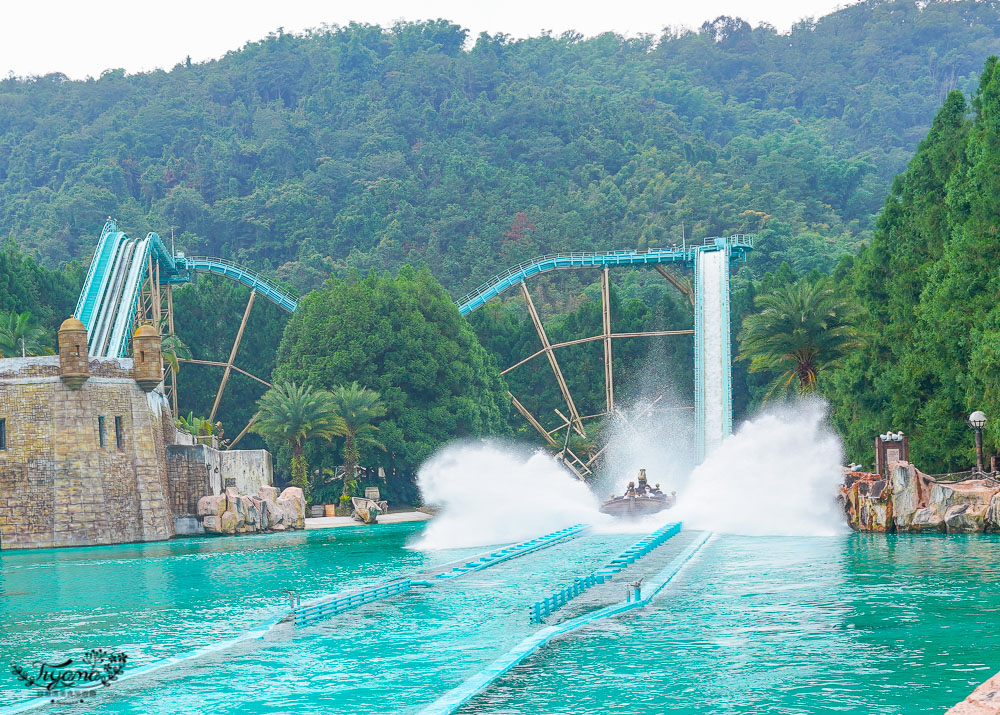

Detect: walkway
[304, 511, 432, 529]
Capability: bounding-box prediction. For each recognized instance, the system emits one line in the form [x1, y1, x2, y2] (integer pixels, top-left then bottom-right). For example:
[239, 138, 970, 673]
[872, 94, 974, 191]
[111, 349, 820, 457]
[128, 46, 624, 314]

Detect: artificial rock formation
[198, 485, 306, 535]
[842, 462, 1000, 533]
[947, 670, 1000, 714]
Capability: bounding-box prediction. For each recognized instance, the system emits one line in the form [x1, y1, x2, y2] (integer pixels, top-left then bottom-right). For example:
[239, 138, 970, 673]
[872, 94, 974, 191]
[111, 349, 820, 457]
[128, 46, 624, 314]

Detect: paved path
[304, 511, 432, 530]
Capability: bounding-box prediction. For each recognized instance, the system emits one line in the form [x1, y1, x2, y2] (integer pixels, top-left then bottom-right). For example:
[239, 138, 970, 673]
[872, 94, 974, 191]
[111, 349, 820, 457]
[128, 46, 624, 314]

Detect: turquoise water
[2, 526, 999, 713]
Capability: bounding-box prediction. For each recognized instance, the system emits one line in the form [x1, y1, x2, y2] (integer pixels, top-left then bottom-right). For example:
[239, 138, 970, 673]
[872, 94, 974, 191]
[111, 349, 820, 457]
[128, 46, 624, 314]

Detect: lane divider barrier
[419, 530, 713, 715]
[530, 521, 681, 623]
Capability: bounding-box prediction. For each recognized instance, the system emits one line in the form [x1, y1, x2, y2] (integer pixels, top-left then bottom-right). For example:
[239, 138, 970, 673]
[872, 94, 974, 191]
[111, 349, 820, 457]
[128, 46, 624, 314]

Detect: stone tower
[132, 324, 163, 392]
[57, 316, 89, 389]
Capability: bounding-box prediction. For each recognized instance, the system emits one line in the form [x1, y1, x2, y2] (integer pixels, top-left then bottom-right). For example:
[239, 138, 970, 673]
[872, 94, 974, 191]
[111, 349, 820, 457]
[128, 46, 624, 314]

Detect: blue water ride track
[73, 220, 299, 358]
[455, 236, 753, 316]
[73, 219, 750, 361]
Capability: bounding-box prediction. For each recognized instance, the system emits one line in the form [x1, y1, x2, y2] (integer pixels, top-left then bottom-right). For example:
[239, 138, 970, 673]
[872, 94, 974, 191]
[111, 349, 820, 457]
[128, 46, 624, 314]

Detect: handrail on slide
[455, 235, 754, 316]
[173, 256, 299, 313]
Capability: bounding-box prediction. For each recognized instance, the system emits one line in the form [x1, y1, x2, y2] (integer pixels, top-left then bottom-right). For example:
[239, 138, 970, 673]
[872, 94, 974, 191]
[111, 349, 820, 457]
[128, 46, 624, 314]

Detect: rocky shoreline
[196, 485, 307, 535]
[842, 462, 1000, 532]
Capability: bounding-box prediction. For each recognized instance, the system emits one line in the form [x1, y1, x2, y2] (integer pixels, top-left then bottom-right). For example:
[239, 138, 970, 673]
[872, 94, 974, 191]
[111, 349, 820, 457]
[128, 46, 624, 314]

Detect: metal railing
[175, 256, 300, 313]
[293, 579, 413, 627]
[434, 524, 587, 581]
[455, 235, 755, 315]
[528, 521, 681, 623]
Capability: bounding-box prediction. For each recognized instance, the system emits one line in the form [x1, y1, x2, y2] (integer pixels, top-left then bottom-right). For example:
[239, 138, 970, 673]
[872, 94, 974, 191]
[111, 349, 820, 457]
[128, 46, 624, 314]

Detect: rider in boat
[637, 469, 650, 496]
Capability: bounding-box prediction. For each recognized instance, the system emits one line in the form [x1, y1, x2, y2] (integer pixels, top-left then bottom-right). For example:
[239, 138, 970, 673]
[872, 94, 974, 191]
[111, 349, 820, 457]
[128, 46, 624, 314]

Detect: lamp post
[969, 410, 987, 473]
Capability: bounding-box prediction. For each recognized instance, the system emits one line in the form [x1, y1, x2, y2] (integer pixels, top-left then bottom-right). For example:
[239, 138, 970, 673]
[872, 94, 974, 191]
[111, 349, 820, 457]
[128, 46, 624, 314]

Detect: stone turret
[57, 316, 89, 389]
[132, 324, 162, 392]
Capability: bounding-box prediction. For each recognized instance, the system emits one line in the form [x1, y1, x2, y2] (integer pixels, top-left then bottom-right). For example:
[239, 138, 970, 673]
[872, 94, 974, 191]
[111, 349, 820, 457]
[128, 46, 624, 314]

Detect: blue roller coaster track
[75, 221, 752, 459]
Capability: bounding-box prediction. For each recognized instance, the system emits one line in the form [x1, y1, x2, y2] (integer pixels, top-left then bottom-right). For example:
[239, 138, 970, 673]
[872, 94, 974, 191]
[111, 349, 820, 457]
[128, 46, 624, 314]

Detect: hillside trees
[826, 58, 1000, 472]
[273, 266, 509, 476]
[4, 2, 998, 294]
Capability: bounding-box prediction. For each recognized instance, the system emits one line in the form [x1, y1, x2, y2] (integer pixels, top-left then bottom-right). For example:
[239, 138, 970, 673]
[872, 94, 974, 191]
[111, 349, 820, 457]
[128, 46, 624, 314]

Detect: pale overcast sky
[1, 0, 859, 80]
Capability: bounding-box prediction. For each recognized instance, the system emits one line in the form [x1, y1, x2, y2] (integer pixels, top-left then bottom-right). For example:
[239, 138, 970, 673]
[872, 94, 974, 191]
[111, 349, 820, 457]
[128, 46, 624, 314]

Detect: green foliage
[0, 310, 50, 357]
[738, 277, 861, 399]
[250, 381, 347, 493]
[0, 243, 82, 337]
[5, 3, 998, 290]
[174, 412, 215, 436]
[274, 266, 509, 476]
[157, 318, 191, 375]
[327, 382, 386, 496]
[826, 57, 1000, 472]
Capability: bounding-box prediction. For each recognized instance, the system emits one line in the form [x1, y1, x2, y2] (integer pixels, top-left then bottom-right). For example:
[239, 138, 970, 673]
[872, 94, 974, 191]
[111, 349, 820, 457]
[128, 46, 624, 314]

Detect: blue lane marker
[292, 523, 589, 628]
[433, 524, 587, 581]
[530, 522, 681, 623]
[418, 531, 713, 715]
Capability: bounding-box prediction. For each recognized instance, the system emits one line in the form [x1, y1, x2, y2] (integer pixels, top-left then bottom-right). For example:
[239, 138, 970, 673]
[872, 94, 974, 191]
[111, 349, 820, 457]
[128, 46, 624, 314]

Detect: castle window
[114, 416, 124, 450]
[73, 344, 79, 357]
[98, 416, 106, 447]
[140, 350, 145, 362]
[0, 418, 5, 450]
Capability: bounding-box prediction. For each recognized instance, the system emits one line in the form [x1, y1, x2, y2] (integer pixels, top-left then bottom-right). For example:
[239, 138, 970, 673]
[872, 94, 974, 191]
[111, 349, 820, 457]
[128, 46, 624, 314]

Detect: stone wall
[842, 462, 1000, 533]
[222, 449, 272, 497]
[165, 444, 215, 517]
[165, 444, 272, 517]
[0, 357, 174, 549]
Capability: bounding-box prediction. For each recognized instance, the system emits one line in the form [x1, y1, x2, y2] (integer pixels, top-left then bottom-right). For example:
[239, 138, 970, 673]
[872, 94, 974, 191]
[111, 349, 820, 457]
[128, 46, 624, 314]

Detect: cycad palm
[738, 279, 861, 400]
[251, 382, 346, 492]
[328, 382, 386, 496]
[0, 311, 48, 357]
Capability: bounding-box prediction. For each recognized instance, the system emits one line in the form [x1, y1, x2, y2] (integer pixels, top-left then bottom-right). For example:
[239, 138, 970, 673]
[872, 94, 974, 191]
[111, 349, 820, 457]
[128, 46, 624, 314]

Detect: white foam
[674, 398, 847, 536]
[412, 441, 607, 550]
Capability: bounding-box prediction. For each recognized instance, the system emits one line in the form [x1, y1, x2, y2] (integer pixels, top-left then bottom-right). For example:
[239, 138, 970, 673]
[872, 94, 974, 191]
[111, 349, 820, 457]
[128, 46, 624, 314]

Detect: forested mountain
[3, 0, 1000, 464]
[3, 0, 998, 291]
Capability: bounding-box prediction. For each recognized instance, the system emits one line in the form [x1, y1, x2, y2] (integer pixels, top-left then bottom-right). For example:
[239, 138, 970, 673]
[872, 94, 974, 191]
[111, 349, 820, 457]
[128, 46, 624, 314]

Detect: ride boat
[599, 469, 675, 519]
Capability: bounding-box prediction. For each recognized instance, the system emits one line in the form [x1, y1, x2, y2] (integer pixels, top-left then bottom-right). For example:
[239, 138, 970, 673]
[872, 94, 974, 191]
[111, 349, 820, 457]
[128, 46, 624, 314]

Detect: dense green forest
[3, 0, 1000, 474]
[826, 56, 1000, 473]
[4, 0, 998, 285]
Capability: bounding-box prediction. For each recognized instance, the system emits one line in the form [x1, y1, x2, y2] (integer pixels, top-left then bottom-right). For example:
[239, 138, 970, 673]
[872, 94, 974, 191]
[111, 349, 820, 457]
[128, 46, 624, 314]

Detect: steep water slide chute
[106, 236, 150, 358]
[89, 236, 139, 356]
[75, 220, 126, 332]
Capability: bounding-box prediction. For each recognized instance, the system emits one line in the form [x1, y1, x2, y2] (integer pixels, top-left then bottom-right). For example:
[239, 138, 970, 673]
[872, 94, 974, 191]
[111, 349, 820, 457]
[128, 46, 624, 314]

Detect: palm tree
[738, 278, 861, 400]
[328, 382, 386, 497]
[157, 316, 191, 375]
[250, 382, 346, 493]
[0, 311, 49, 357]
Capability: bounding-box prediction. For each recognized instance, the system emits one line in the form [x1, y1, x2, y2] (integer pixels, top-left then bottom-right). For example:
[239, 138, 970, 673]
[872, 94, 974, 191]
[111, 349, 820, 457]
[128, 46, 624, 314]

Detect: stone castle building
[0, 318, 274, 550]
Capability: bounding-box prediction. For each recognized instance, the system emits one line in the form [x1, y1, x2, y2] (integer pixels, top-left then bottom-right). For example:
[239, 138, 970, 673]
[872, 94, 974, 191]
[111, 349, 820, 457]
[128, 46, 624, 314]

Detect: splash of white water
[599, 398, 694, 499]
[413, 441, 606, 550]
[674, 399, 847, 536]
[698, 248, 729, 455]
